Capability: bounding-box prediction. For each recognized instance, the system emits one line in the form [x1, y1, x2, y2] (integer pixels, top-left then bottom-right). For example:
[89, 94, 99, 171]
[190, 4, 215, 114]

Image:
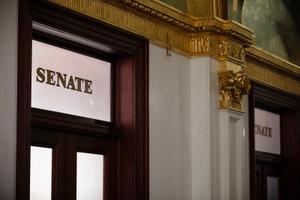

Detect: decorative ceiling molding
[49, 0, 253, 64]
[113, 0, 253, 45]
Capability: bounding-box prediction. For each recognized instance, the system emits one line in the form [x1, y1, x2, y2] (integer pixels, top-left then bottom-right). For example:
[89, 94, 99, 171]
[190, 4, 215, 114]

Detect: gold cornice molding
[246, 46, 300, 78]
[116, 0, 192, 21]
[187, 0, 214, 17]
[114, 0, 253, 45]
[245, 46, 300, 96]
[49, 0, 254, 64]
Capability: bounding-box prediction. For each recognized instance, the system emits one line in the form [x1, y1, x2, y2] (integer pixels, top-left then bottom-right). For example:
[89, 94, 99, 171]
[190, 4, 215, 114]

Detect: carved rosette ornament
[219, 70, 251, 111]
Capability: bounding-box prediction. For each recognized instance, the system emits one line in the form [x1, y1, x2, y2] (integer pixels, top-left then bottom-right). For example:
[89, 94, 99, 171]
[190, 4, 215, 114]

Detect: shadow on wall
[242, 0, 300, 66]
[159, 0, 187, 12]
[227, 0, 244, 22]
[279, 0, 300, 65]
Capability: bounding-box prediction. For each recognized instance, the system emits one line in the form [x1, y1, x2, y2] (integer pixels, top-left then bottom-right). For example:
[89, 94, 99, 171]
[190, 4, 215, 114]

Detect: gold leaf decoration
[219, 70, 251, 111]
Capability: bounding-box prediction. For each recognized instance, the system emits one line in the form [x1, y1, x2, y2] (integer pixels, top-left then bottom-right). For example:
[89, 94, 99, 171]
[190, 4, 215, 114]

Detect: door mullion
[65, 134, 77, 200]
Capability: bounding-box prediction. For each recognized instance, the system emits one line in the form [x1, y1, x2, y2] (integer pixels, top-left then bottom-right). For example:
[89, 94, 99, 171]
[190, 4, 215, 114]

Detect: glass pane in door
[267, 176, 279, 200]
[77, 152, 104, 200]
[30, 146, 52, 200]
[32, 40, 111, 122]
[255, 108, 281, 154]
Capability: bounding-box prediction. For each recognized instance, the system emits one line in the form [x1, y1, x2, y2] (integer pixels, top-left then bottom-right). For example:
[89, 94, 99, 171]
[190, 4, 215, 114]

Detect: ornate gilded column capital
[218, 70, 251, 111]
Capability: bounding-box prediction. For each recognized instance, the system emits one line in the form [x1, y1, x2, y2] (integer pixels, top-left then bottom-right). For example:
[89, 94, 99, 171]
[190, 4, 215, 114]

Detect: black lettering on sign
[36, 67, 45, 83]
[36, 67, 93, 94]
[255, 124, 272, 137]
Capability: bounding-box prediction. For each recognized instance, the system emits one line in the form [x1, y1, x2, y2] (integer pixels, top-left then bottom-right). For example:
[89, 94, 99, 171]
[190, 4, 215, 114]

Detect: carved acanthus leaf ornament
[219, 70, 251, 111]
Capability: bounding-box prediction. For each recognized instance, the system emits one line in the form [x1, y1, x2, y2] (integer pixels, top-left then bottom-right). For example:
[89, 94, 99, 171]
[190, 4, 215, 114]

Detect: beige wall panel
[0, 0, 18, 199]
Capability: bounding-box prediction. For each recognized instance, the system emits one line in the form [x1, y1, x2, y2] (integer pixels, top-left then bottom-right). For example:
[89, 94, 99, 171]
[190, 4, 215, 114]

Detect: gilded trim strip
[246, 46, 300, 78]
[245, 48, 300, 96]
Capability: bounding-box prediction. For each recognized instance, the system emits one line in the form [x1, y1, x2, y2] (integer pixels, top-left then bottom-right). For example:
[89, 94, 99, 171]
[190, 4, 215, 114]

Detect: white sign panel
[255, 108, 280, 154]
[32, 40, 111, 121]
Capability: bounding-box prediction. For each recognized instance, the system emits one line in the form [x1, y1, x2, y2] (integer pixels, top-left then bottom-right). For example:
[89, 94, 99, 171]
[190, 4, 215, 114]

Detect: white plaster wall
[189, 57, 250, 200]
[0, 0, 18, 199]
[242, 96, 250, 200]
[150, 45, 220, 200]
[149, 46, 250, 200]
[149, 44, 191, 200]
[190, 57, 219, 200]
[215, 96, 250, 200]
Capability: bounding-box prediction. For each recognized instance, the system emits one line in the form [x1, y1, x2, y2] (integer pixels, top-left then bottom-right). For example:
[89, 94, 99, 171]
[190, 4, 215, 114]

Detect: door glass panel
[267, 176, 279, 200]
[31, 40, 111, 121]
[255, 108, 281, 154]
[77, 152, 104, 200]
[30, 146, 52, 200]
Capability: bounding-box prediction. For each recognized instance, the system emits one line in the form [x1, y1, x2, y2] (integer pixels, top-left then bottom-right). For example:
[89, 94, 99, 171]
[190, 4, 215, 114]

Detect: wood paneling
[17, 1, 149, 199]
[249, 82, 300, 200]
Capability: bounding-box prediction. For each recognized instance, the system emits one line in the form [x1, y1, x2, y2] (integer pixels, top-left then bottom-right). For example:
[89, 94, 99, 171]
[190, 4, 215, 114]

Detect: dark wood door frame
[249, 82, 300, 200]
[17, 0, 149, 199]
